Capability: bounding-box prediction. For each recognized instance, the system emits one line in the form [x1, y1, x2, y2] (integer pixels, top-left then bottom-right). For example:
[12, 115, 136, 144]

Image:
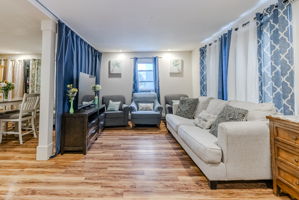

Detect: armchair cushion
[107, 100, 121, 111]
[102, 95, 125, 110]
[105, 111, 125, 118]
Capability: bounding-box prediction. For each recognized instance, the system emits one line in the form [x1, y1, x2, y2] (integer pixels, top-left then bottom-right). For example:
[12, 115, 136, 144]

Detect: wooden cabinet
[267, 116, 299, 199]
[61, 106, 105, 155]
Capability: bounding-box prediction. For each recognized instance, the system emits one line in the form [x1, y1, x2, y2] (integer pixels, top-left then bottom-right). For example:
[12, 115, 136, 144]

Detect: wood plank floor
[0, 122, 290, 200]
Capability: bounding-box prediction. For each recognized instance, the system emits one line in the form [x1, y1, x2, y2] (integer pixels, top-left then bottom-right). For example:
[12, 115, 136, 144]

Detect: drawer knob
[295, 158, 299, 163]
[292, 136, 298, 141]
[295, 181, 299, 185]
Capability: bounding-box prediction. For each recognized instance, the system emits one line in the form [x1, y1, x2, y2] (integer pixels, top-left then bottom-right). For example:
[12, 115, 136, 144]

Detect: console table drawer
[276, 143, 299, 168]
[277, 166, 299, 192]
[275, 125, 299, 146]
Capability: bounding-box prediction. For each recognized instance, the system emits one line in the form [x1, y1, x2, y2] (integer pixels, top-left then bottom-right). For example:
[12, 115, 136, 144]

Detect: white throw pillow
[194, 110, 217, 129]
[206, 99, 228, 116]
[138, 103, 154, 111]
[107, 100, 121, 111]
[172, 100, 180, 114]
[194, 97, 214, 118]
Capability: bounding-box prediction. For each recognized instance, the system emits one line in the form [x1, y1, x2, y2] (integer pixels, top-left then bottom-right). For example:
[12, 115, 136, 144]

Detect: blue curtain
[218, 30, 232, 100]
[132, 57, 139, 94]
[132, 57, 160, 102]
[55, 21, 102, 154]
[200, 46, 207, 96]
[256, 0, 294, 115]
[153, 56, 160, 102]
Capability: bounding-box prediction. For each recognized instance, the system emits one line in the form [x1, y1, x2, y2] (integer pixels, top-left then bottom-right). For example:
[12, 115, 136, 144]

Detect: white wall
[100, 51, 193, 112]
[191, 48, 200, 97]
[293, 1, 299, 115]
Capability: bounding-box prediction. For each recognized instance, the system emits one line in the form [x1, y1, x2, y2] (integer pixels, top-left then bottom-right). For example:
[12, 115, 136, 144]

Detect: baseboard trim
[36, 142, 53, 160]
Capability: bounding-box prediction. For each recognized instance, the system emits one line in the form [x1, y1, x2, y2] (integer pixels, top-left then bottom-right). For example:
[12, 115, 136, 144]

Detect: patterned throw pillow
[176, 98, 199, 119]
[210, 105, 248, 137]
[138, 103, 154, 111]
[107, 100, 121, 111]
[194, 110, 217, 129]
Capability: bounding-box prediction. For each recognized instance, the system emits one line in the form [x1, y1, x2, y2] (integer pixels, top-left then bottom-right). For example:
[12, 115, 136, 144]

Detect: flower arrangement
[92, 84, 101, 106]
[92, 84, 101, 92]
[0, 80, 15, 100]
[67, 84, 78, 114]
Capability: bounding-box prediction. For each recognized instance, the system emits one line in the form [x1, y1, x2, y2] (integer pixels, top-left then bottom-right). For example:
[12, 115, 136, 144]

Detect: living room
[0, 0, 299, 199]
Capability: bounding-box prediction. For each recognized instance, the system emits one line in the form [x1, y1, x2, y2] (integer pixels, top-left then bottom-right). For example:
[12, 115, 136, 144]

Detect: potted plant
[92, 84, 101, 106]
[0, 80, 15, 100]
[67, 84, 78, 114]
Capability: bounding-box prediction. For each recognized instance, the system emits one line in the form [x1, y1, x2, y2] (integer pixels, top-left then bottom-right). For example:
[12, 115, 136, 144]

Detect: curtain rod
[130, 57, 163, 59]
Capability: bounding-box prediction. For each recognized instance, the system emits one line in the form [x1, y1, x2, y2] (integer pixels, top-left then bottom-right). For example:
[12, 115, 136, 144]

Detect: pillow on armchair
[138, 103, 154, 111]
[107, 100, 121, 111]
[176, 98, 199, 119]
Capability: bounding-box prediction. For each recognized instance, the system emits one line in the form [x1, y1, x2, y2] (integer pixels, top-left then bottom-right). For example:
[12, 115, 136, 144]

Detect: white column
[293, 1, 299, 115]
[36, 20, 56, 160]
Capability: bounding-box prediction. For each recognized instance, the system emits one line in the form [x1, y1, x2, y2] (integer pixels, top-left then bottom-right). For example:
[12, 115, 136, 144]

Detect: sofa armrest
[154, 100, 163, 113]
[122, 104, 130, 113]
[165, 104, 173, 114]
[129, 102, 137, 112]
[217, 121, 271, 179]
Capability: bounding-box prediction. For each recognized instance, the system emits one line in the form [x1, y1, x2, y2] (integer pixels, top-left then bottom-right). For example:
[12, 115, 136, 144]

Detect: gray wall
[100, 51, 193, 113]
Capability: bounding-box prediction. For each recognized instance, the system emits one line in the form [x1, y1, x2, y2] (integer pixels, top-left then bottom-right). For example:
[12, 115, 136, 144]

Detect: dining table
[0, 98, 23, 114]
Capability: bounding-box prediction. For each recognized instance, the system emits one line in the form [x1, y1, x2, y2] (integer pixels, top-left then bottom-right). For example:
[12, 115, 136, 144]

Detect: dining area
[0, 56, 41, 144]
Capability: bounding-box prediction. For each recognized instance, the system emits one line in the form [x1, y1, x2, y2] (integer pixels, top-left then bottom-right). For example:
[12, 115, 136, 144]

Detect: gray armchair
[165, 94, 188, 114]
[130, 93, 163, 126]
[102, 95, 129, 127]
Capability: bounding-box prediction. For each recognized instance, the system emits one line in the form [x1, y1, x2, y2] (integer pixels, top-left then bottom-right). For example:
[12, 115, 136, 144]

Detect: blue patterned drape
[256, 0, 294, 115]
[200, 46, 207, 96]
[218, 30, 232, 100]
[55, 21, 102, 154]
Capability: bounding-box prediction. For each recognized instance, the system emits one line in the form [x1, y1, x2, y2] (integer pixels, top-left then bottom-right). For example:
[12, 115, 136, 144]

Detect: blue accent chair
[129, 93, 163, 126]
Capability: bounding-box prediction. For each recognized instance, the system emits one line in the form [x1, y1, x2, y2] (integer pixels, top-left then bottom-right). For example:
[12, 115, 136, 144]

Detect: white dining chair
[0, 93, 40, 144]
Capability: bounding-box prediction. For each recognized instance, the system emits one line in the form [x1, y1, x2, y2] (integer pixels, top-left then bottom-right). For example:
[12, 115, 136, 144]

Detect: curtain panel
[199, 46, 207, 96]
[206, 42, 220, 98]
[55, 21, 102, 154]
[228, 20, 259, 103]
[218, 30, 232, 100]
[256, 0, 295, 114]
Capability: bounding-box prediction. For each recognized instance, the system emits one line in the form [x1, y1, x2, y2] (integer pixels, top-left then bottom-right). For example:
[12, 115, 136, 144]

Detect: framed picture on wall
[170, 59, 183, 73]
[109, 60, 122, 74]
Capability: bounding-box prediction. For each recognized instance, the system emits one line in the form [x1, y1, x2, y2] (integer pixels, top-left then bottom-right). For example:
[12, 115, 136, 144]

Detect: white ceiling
[0, 0, 49, 54]
[39, 0, 262, 52]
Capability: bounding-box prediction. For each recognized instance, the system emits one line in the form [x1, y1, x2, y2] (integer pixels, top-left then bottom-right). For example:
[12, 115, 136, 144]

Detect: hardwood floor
[0, 122, 290, 200]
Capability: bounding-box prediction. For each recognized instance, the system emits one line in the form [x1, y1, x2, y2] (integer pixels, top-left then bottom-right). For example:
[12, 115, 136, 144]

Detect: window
[136, 61, 155, 92]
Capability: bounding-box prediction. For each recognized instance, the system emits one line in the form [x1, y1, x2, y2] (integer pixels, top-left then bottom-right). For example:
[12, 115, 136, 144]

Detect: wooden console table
[267, 115, 299, 199]
[61, 105, 105, 155]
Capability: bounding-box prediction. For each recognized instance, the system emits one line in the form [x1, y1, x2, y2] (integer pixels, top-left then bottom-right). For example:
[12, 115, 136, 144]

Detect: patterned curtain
[256, 0, 294, 114]
[200, 46, 207, 96]
[29, 59, 41, 94]
[218, 30, 232, 100]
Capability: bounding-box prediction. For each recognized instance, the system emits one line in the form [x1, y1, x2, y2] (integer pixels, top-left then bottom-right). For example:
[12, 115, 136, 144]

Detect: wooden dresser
[267, 116, 299, 199]
[61, 105, 105, 155]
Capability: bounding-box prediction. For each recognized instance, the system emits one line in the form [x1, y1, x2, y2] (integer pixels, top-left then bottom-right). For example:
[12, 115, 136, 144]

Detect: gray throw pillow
[176, 98, 199, 119]
[210, 105, 248, 137]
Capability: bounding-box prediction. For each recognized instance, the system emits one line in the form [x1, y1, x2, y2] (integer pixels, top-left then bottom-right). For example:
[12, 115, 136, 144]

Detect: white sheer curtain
[206, 41, 220, 98]
[228, 20, 259, 103]
[13, 60, 24, 98]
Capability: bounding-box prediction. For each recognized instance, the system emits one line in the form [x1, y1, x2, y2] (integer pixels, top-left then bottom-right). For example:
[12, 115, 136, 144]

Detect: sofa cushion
[210, 105, 248, 137]
[105, 111, 124, 118]
[178, 125, 222, 164]
[176, 98, 199, 119]
[206, 99, 228, 116]
[194, 110, 217, 129]
[166, 114, 194, 132]
[131, 111, 160, 119]
[194, 96, 214, 118]
[228, 100, 276, 121]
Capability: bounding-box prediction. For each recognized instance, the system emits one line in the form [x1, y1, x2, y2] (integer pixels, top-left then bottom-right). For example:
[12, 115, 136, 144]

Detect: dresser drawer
[276, 143, 299, 168]
[275, 125, 299, 146]
[277, 166, 299, 192]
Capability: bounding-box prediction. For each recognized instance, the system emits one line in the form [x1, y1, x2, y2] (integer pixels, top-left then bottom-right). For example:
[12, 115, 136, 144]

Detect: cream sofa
[166, 97, 277, 189]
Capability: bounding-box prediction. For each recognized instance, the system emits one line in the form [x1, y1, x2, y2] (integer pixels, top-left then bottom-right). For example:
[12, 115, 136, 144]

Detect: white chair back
[19, 94, 40, 116]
